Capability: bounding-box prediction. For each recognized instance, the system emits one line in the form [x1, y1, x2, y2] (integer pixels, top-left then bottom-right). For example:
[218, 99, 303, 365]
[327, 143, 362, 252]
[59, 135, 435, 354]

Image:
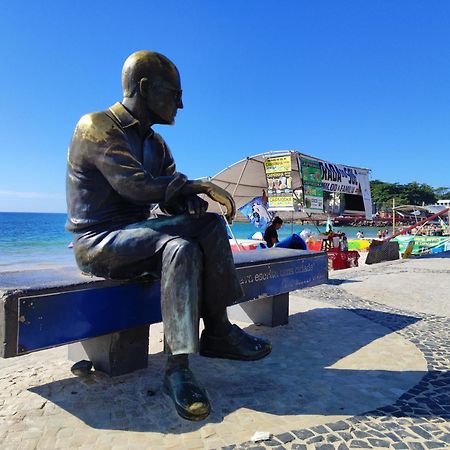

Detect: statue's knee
[183, 240, 202, 259]
[205, 212, 221, 223]
[202, 212, 226, 231]
[169, 239, 201, 260]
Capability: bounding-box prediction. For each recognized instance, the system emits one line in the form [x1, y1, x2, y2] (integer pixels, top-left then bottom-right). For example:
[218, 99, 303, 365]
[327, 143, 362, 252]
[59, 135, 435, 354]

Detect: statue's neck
[122, 97, 155, 135]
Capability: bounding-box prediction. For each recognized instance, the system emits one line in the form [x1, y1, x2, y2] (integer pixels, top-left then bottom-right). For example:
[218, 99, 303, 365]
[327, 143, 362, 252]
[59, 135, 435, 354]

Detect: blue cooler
[276, 233, 307, 250]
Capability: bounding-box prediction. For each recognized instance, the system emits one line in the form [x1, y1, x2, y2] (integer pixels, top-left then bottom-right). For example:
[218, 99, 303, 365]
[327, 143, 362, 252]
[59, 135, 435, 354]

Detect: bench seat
[0, 248, 328, 375]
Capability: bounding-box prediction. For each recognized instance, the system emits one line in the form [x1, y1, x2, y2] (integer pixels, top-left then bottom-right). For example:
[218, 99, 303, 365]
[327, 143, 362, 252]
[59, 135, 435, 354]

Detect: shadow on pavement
[30, 307, 435, 434]
[326, 279, 362, 285]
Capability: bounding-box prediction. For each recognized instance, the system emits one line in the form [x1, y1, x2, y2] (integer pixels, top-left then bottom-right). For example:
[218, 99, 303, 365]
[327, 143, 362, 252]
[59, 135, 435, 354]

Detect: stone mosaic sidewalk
[232, 257, 450, 450]
[233, 285, 450, 450]
[0, 257, 449, 450]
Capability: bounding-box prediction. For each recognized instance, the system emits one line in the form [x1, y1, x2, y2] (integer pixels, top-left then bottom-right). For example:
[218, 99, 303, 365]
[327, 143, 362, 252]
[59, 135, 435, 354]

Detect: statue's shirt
[66, 103, 186, 233]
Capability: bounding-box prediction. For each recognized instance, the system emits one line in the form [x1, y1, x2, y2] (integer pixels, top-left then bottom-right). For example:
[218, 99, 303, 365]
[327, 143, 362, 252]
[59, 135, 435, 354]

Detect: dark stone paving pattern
[225, 281, 450, 450]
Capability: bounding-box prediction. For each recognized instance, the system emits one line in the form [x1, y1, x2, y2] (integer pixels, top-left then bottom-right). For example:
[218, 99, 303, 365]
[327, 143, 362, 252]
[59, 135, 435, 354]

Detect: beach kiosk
[204, 150, 372, 268]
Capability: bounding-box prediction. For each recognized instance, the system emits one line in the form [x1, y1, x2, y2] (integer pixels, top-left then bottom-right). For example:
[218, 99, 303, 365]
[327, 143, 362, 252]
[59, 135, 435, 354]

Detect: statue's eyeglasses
[161, 86, 183, 103]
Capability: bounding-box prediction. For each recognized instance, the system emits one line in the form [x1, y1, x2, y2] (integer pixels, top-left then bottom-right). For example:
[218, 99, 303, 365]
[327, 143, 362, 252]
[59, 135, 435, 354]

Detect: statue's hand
[159, 194, 207, 218]
[185, 194, 208, 218]
[181, 179, 236, 224]
[202, 181, 236, 224]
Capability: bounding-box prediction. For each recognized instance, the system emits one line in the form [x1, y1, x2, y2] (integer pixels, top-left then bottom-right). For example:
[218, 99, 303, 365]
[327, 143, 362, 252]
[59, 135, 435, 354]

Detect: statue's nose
[178, 98, 184, 109]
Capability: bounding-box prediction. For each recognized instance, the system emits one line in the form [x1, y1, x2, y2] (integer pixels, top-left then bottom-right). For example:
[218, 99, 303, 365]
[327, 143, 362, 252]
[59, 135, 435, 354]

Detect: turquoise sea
[0, 212, 384, 271]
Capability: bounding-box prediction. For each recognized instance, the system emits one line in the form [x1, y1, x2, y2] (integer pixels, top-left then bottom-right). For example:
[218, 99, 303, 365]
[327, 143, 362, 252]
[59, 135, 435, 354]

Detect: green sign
[300, 157, 324, 213]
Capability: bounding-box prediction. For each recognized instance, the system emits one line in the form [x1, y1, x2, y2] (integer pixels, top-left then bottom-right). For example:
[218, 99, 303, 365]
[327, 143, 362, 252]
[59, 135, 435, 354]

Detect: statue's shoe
[163, 367, 211, 421]
[199, 324, 272, 361]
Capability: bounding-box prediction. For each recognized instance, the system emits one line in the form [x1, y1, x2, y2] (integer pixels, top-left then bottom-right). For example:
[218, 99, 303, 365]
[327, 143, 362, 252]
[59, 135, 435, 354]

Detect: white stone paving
[1, 254, 449, 450]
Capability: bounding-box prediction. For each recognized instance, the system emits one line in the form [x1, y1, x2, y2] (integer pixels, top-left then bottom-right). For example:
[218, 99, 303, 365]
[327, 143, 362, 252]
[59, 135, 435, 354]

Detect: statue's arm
[99, 143, 187, 205]
[180, 179, 236, 224]
[157, 136, 235, 223]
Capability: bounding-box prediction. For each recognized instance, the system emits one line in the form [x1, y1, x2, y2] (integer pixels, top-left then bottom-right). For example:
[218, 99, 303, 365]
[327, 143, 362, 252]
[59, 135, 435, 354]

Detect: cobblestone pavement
[231, 258, 450, 450]
[1, 257, 449, 450]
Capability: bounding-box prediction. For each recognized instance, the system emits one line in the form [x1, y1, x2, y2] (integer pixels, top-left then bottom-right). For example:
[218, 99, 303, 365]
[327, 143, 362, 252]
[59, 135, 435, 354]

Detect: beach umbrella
[202, 150, 372, 223]
[203, 151, 315, 221]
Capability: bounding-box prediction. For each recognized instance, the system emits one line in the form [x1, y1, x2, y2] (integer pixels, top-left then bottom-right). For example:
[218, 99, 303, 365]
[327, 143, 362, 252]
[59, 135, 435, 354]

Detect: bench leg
[67, 324, 150, 377]
[227, 293, 289, 327]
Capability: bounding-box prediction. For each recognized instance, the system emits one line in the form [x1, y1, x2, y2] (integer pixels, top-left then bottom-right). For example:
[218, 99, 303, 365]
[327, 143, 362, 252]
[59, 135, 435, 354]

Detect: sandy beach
[0, 253, 449, 449]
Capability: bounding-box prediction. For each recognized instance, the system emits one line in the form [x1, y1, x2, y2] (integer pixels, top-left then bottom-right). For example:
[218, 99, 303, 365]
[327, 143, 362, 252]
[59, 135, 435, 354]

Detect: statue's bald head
[122, 50, 179, 98]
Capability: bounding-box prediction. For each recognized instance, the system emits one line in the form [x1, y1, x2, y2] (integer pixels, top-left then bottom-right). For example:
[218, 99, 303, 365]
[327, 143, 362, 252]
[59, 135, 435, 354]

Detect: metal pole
[232, 158, 249, 198]
[218, 204, 241, 251]
[392, 198, 395, 235]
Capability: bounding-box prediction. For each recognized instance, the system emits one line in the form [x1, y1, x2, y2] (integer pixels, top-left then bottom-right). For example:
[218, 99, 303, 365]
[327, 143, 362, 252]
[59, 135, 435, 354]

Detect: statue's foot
[163, 368, 211, 421]
[200, 324, 271, 361]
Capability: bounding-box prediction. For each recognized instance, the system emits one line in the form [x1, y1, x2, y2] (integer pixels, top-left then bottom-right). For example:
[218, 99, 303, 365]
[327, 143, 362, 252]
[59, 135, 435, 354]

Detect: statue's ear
[139, 77, 149, 98]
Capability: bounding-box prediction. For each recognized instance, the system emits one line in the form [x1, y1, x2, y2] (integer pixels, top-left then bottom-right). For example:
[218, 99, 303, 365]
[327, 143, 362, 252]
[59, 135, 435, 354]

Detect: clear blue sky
[1, 1, 449, 212]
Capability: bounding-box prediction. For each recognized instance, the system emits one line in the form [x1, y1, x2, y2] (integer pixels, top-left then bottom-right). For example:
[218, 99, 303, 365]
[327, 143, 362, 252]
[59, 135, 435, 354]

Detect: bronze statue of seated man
[66, 50, 271, 421]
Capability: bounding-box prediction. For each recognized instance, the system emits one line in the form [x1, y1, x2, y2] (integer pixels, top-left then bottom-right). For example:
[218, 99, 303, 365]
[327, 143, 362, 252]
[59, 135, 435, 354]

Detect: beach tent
[203, 150, 372, 221]
[205, 151, 303, 218]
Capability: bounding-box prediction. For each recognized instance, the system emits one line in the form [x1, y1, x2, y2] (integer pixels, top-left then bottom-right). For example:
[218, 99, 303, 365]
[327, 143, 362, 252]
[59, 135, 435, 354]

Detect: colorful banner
[299, 157, 324, 213]
[238, 196, 274, 229]
[357, 172, 373, 220]
[264, 155, 294, 211]
[319, 161, 361, 194]
[393, 235, 450, 256]
[299, 155, 372, 218]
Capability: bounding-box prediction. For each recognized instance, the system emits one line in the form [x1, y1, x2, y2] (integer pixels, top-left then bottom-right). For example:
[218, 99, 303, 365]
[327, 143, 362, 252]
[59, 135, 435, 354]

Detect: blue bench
[0, 248, 328, 376]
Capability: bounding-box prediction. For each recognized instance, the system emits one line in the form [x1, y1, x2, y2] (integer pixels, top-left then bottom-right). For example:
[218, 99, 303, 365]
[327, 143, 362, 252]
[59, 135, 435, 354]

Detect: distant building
[437, 199, 450, 208]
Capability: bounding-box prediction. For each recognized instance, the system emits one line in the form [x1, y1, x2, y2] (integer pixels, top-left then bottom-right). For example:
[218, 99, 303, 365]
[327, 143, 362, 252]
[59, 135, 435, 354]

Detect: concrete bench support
[227, 293, 289, 327]
[70, 293, 289, 374]
[68, 324, 150, 376]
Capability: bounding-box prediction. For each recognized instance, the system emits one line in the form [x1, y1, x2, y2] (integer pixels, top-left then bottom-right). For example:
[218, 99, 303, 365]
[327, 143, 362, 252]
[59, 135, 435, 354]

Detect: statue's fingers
[227, 196, 236, 221]
[187, 197, 196, 216]
[199, 197, 208, 215]
[231, 198, 236, 217]
[224, 200, 235, 224]
[192, 195, 202, 218]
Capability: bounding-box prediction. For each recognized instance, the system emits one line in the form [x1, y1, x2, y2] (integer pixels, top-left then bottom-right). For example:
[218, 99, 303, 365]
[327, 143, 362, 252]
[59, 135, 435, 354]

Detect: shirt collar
[108, 102, 140, 129]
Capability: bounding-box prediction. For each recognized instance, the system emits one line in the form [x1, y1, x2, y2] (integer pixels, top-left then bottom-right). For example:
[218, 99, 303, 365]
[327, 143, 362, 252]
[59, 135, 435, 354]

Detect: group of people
[408, 224, 447, 236]
[376, 229, 390, 239]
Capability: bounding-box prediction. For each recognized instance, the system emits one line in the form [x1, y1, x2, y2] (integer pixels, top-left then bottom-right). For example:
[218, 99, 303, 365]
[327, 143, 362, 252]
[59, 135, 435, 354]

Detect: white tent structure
[203, 150, 372, 222]
[208, 150, 301, 213]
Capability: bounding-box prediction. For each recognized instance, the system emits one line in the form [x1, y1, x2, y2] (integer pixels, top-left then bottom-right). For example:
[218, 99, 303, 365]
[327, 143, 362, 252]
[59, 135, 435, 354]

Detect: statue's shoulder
[74, 111, 115, 141]
[77, 111, 114, 131]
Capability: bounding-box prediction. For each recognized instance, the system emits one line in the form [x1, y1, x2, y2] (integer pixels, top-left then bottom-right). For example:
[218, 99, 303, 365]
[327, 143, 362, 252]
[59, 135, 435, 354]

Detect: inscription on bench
[235, 255, 328, 304]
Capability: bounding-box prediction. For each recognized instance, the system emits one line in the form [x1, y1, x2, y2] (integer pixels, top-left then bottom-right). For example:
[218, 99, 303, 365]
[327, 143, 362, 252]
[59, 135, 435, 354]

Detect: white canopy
[202, 150, 371, 221]
[209, 151, 301, 211]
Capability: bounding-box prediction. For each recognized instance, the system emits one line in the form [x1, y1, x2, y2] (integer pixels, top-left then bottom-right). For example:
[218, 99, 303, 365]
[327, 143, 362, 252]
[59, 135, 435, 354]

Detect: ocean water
[0, 212, 74, 270]
[0, 212, 384, 271]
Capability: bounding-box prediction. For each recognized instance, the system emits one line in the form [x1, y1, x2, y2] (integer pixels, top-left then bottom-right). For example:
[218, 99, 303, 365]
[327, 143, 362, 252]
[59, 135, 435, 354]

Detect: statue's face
[145, 69, 183, 125]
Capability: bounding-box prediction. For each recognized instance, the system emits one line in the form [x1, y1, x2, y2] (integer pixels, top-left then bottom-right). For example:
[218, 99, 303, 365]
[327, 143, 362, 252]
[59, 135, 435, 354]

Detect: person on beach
[66, 50, 271, 421]
[263, 216, 283, 248]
